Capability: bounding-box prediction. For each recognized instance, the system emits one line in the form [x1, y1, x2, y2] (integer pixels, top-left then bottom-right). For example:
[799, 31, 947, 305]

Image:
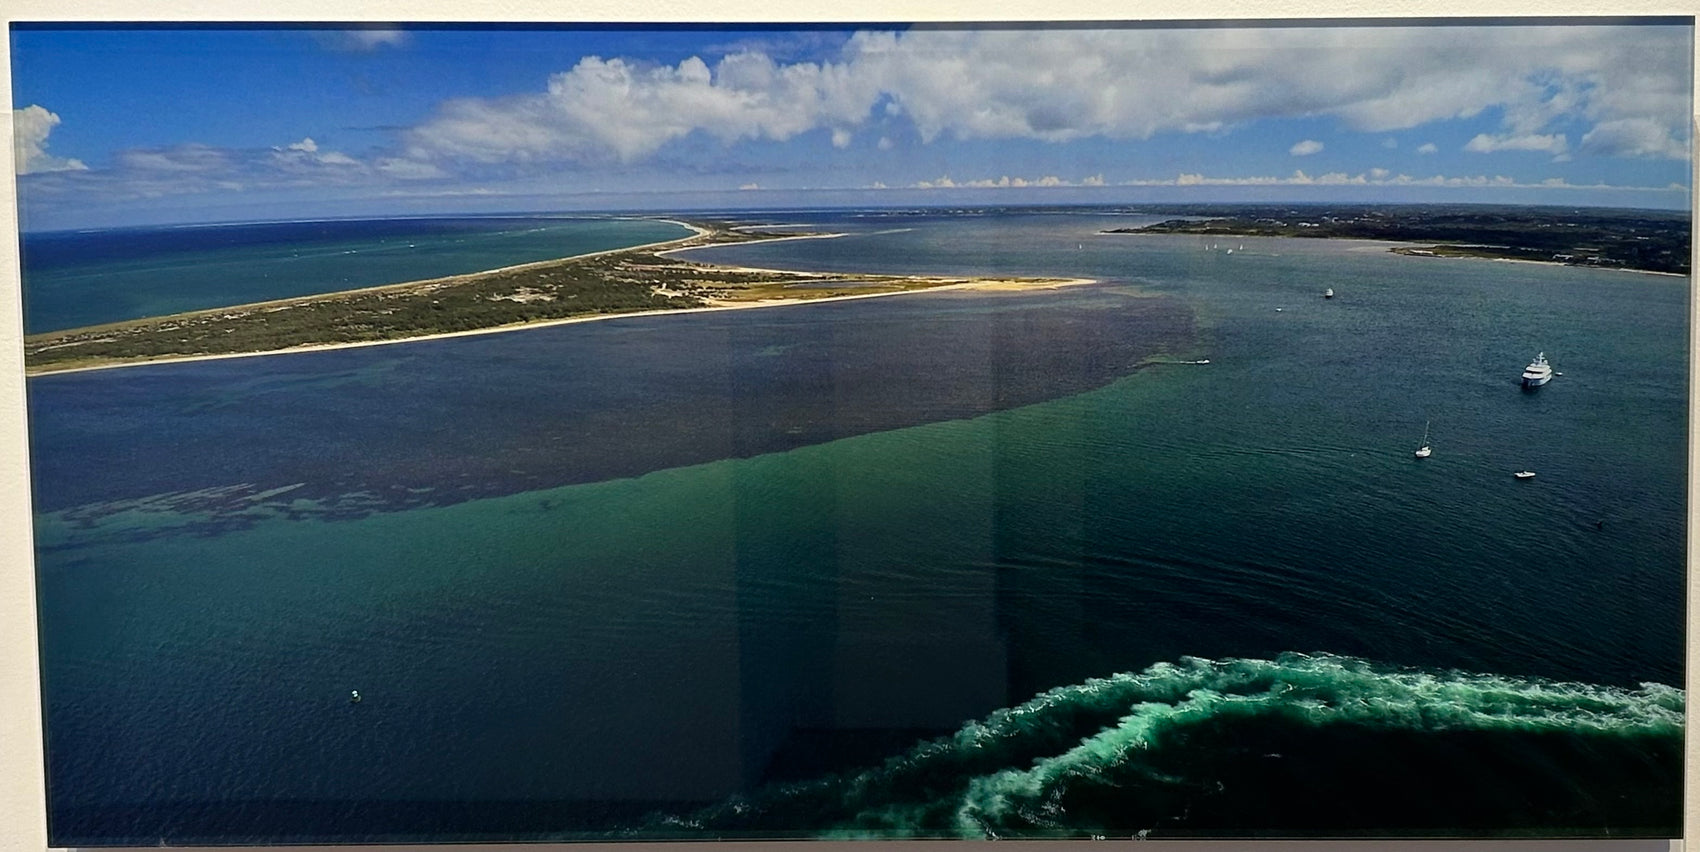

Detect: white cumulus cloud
[1118, 170, 1680, 194]
[397, 24, 1691, 170]
[405, 52, 880, 164]
[908, 173, 1098, 189]
[1464, 132, 1569, 155]
[18, 23, 1691, 213]
[1580, 118, 1689, 159]
[13, 105, 87, 174]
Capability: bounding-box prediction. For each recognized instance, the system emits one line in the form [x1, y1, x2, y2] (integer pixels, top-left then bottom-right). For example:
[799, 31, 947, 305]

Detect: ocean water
[19, 216, 691, 333]
[24, 209, 1687, 843]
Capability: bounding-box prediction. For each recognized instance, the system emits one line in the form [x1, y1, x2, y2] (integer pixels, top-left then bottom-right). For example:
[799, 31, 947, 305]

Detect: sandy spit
[26, 218, 1095, 377]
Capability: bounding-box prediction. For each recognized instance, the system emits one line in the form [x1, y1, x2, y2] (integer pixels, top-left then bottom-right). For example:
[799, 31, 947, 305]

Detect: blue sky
[9, 21, 1694, 230]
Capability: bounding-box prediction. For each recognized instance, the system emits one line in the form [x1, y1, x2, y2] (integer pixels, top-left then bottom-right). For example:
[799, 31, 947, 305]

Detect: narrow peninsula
[23, 221, 1086, 375]
[1103, 205, 1689, 275]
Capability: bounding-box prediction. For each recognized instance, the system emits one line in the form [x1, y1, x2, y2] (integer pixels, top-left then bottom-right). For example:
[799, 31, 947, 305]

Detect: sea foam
[636, 653, 1682, 839]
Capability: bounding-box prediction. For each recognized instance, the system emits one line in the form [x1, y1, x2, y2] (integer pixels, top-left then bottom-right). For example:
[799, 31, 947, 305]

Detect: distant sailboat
[1413, 421, 1432, 459]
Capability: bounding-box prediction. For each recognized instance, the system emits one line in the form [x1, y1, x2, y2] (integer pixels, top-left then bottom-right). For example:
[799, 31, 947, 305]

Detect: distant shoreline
[1103, 208, 1689, 277]
[1110, 229, 1687, 278]
[1386, 246, 1688, 277]
[662, 230, 849, 254]
[24, 220, 1092, 377]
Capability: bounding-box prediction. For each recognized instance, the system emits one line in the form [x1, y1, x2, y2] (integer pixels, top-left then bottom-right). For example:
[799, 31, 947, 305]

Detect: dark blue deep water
[25, 209, 1687, 843]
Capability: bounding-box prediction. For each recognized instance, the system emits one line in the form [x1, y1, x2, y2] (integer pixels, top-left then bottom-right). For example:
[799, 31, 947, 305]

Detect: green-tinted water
[29, 210, 1686, 841]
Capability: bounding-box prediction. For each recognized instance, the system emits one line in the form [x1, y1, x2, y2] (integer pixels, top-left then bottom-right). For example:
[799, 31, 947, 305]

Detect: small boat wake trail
[622, 653, 1682, 840]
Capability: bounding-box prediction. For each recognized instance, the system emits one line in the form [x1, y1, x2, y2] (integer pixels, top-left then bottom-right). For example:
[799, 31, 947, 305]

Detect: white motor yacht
[1521, 352, 1553, 388]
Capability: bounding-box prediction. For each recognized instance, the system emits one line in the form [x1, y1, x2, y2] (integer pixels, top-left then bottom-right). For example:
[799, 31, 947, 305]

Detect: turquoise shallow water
[20, 216, 691, 332]
[25, 208, 1688, 842]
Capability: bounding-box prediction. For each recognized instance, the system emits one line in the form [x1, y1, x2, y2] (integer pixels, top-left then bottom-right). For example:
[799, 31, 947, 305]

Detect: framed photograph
[2, 2, 1690, 848]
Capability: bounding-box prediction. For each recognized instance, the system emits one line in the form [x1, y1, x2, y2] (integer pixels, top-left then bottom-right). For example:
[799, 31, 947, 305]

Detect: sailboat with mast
[1413, 421, 1432, 459]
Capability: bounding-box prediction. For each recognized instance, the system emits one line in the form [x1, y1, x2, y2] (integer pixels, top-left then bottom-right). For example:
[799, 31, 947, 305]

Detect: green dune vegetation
[22, 222, 1080, 375]
[1105, 205, 1690, 275]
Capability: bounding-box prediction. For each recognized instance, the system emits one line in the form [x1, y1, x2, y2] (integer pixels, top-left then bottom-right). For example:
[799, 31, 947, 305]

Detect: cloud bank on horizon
[10, 22, 1693, 227]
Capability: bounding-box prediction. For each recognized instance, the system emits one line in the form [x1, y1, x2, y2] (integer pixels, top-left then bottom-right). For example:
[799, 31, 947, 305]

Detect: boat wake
[627, 653, 1682, 840]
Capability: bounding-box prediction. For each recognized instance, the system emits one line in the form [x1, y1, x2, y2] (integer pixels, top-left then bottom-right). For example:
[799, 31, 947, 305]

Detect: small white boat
[1521, 352, 1553, 388]
[1323, 288, 1334, 299]
[1414, 421, 1432, 459]
[1513, 471, 1536, 480]
[1275, 307, 1284, 312]
[350, 690, 362, 704]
